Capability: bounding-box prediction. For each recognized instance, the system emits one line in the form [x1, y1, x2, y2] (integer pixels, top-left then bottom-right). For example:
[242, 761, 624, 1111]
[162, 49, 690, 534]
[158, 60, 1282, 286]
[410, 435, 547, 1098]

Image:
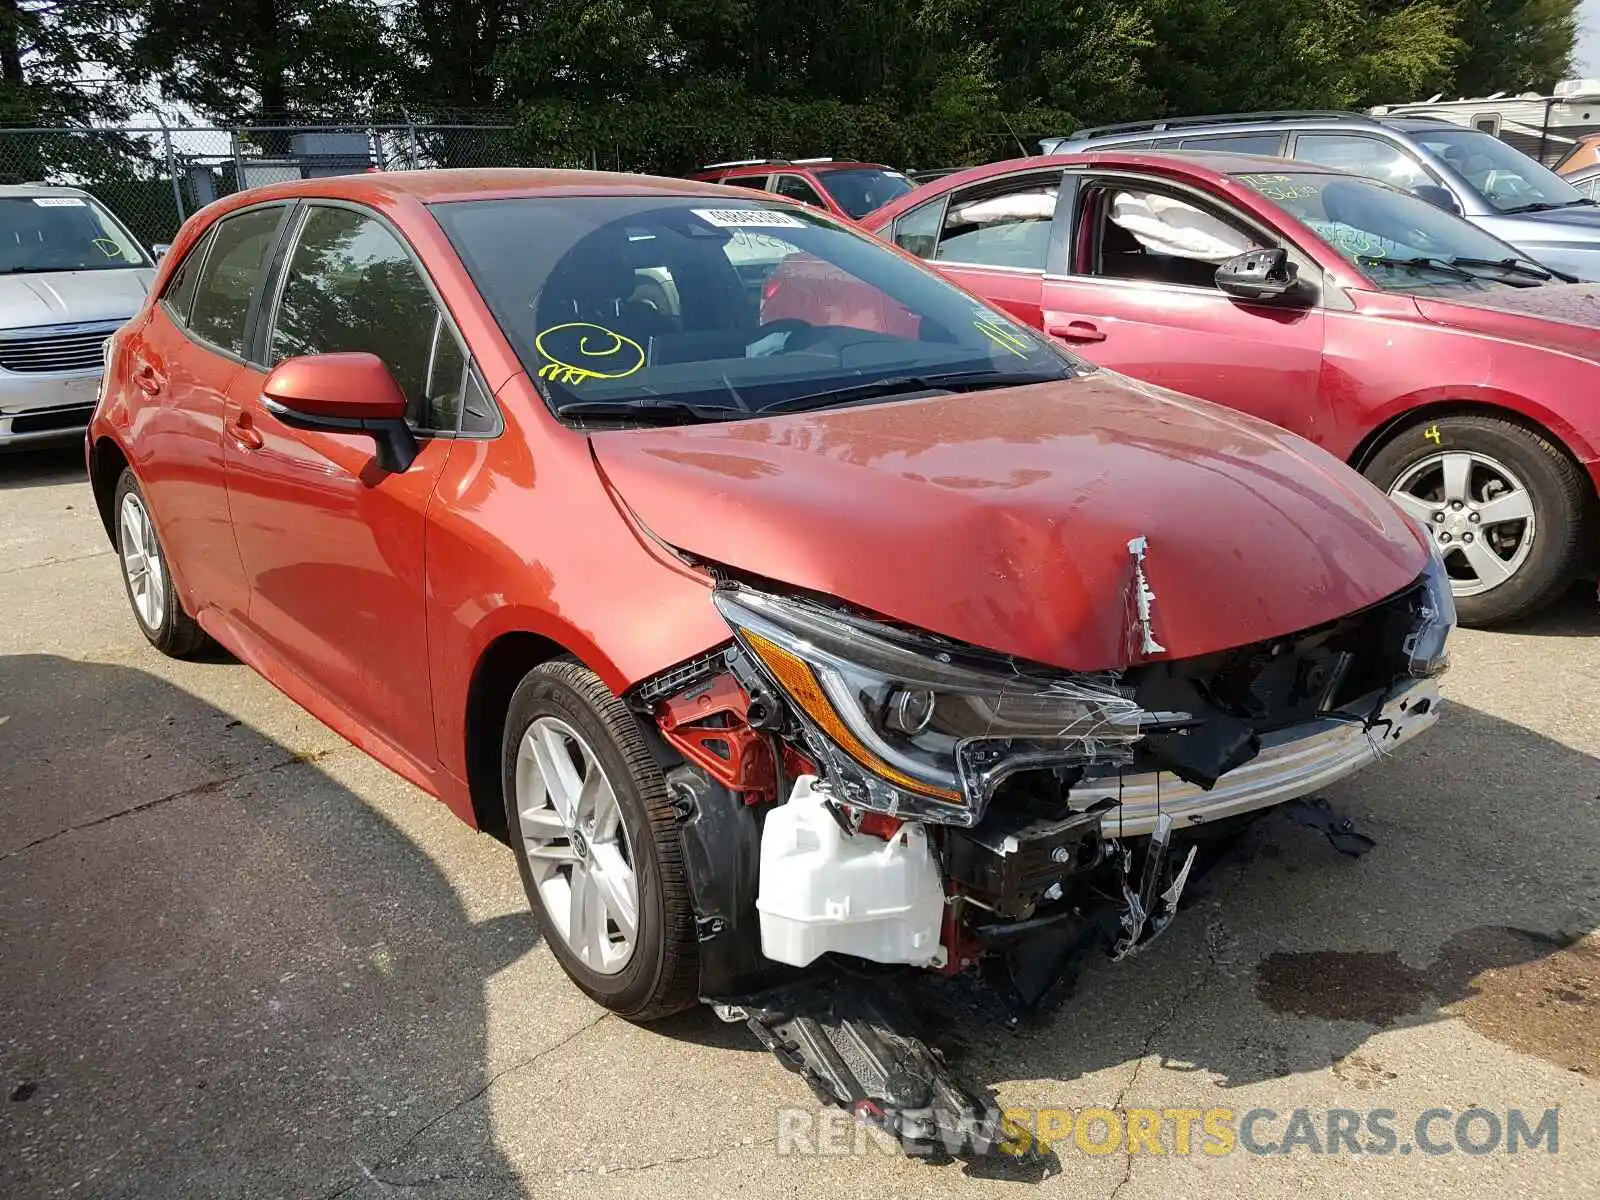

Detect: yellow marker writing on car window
[1425, 424, 1442, 444]
[534, 322, 646, 386]
[92, 237, 120, 258]
[975, 316, 1030, 359]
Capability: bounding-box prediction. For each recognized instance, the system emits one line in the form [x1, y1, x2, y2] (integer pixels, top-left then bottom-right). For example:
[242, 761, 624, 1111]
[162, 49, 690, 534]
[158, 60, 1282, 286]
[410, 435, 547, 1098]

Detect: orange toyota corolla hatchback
[88, 169, 1450, 1121]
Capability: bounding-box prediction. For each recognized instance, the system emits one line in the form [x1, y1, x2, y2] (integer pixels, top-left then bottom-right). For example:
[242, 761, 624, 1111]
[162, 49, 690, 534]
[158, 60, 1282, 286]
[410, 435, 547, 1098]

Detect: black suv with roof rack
[1044, 110, 1600, 279]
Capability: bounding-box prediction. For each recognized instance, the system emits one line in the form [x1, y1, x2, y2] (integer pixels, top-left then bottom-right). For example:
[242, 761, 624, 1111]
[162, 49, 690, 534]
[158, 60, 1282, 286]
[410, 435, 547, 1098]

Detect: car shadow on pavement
[1502, 581, 1600, 637]
[0, 445, 86, 490]
[914, 696, 1600, 1105]
[0, 653, 539, 1199]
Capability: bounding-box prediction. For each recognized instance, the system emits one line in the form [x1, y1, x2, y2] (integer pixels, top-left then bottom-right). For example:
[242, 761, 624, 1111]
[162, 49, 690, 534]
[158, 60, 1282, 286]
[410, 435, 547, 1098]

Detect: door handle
[1044, 315, 1107, 344]
[133, 362, 165, 395]
[226, 411, 264, 451]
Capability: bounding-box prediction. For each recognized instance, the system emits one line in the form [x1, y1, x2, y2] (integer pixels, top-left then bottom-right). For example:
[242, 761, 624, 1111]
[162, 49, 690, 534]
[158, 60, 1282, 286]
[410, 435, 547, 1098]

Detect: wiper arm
[1358, 254, 1479, 282]
[555, 398, 742, 425]
[1447, 255, 1554, 281]
[761, 370, 1057, 415]
[1499, 198, 1597, 213]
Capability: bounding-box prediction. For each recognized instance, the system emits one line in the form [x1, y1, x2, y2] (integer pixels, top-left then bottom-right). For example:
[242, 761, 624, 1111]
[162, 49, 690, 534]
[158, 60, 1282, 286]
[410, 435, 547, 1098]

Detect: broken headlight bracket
[713, 584, 1149, 828]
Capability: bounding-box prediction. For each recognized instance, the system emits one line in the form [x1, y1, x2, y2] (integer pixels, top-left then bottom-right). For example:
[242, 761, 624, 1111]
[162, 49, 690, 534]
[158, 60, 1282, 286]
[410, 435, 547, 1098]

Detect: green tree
[1452, 0, 1579, 94]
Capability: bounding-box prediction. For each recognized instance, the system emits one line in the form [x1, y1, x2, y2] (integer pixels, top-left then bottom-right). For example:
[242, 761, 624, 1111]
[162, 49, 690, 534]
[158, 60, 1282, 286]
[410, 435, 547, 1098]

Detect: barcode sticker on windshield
[33, 197, 86, 207]
[692, 208, 806, 229]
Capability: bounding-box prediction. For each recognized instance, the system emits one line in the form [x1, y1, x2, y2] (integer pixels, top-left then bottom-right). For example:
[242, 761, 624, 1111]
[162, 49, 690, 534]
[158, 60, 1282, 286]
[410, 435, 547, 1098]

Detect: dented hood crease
[589, 375, 1426, 672]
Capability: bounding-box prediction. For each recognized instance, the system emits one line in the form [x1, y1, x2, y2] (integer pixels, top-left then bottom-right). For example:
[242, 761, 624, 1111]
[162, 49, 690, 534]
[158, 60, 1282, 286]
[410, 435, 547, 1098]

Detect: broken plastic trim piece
[726, 980, 1004, 1158]
[714, 585, 1145, 827]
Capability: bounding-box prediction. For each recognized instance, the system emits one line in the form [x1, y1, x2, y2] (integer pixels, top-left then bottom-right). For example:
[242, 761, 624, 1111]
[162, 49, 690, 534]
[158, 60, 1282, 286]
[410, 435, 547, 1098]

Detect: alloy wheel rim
[118, 492, 166, 630]
[514, 716, 639, 975]
[1387, 450, 1536, 598]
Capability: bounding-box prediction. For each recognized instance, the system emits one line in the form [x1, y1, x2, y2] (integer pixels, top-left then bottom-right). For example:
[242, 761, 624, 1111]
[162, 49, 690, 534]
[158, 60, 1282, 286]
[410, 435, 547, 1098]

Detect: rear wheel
[501, 659, 698, 1021]
[113, 469, 211, 658]
[1364, 414, 1589, 625]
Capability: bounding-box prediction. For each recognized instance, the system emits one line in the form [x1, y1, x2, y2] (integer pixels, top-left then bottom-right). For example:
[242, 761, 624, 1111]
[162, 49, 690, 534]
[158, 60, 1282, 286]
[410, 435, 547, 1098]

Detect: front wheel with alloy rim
[112, 468, 211, 657]
[1363, 414, 1589, 626]
[500, 658, 699, 1021]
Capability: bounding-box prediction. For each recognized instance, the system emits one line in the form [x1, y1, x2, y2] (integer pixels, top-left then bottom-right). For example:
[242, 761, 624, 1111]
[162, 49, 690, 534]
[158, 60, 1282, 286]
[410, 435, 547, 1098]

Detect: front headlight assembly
[1402, 522, 1457, 679]
[713, 587, 1145, 827]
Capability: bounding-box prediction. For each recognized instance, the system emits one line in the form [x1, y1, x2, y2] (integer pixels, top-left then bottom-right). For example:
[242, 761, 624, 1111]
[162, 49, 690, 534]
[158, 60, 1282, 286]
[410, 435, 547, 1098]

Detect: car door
[222, 201, 475, 770]
[888, 168, 1069, 331]
[124, 205, 290, 620]
[1041, 173, 1332, 442]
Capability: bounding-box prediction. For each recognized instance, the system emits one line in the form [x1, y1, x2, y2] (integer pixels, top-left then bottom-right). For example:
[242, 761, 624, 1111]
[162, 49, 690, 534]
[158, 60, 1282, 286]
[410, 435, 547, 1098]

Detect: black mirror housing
[1214, 247, 1310, 304]
[1412, 184, 1462, 214]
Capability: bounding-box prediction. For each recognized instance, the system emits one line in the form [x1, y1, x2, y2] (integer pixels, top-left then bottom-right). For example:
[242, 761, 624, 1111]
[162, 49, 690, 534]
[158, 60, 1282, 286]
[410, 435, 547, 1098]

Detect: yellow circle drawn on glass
[534, 322, 646, 385]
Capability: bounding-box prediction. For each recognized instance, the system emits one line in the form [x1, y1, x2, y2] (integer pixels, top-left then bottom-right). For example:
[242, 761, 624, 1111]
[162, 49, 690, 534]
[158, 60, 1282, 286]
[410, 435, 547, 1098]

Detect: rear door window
[186, 207, 284, 356]
[160, 228, 214, 326]
[1180, 133, 1287, 155]
[933, 174, 1062, 271]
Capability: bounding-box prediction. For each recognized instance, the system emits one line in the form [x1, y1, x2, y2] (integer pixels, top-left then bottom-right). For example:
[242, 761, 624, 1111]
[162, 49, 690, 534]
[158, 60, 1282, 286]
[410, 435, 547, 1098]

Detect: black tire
[112, 468, 211, 658]
[1362, 414, 1590, 626]
[500, 658, 699, 1021]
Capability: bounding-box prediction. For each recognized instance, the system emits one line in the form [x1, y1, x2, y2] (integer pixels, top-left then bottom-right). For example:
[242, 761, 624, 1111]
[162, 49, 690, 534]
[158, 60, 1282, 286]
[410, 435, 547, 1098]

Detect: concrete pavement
[2, 444, 1596, 1198]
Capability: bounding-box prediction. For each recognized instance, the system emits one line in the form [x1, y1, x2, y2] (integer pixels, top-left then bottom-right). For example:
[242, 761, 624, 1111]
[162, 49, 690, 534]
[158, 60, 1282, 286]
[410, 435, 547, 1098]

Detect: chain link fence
[0, 122, 522, 247]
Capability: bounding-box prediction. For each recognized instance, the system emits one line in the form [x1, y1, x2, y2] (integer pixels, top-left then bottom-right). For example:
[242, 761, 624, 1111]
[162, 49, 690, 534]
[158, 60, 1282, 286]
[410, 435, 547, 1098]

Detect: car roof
[0, 182, 91, 198]
[702, 160, 892, 175]
[228, 168, 748, 206]
[1064, 113, 1455, 144]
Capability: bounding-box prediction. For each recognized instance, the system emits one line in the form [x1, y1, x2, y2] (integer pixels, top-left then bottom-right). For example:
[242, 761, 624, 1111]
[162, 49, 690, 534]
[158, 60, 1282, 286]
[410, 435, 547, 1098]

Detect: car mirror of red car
[261, 352, 419, 473]
[1213, 247, 1313, 307]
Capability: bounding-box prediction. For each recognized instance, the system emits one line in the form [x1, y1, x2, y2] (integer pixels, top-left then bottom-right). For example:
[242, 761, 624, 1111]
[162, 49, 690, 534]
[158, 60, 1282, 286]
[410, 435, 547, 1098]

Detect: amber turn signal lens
[740, 629, 964, 804]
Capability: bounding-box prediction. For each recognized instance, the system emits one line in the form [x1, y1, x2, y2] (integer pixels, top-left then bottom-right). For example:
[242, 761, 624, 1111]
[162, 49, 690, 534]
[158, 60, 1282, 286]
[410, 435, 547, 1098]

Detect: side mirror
[150, 243, 172, 262]
[1412, 184, 1462, 214]
[262, 352, 418, 473]
[1214, 247, 1309, 304]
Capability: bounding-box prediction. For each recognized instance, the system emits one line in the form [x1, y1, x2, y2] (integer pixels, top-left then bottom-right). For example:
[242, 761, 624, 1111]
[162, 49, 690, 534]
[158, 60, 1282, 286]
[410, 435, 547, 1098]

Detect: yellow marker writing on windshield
[533, 322, 646, 385]
[975, 316, 1030, 359]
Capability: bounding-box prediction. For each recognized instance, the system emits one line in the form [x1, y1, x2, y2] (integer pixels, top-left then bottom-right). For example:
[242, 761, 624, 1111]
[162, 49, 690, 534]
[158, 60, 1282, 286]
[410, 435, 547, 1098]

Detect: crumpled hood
[0, 267, 152, 327]
[1413, 282, 1600, 360]
[589, 374, 1427, 672]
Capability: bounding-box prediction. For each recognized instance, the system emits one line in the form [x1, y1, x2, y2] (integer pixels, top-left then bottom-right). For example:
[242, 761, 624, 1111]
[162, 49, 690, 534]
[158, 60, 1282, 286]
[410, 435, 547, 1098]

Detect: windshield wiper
[761, 370, 1059, 416]
[1499, 198, 1598, 214]
[1446, 256, 1555, 282]
[1360, 255, 1480, 282]
[554, 398, 742, 425]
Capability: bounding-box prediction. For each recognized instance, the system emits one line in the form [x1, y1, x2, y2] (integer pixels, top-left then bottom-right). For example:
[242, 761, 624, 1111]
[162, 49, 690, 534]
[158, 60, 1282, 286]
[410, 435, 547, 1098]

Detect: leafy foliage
[0, 0, 1584, 173]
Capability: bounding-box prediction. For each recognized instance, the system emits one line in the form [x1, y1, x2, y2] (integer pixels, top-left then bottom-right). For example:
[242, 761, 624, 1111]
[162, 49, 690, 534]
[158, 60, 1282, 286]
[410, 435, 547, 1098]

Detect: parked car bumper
[0, 320, 121, 449]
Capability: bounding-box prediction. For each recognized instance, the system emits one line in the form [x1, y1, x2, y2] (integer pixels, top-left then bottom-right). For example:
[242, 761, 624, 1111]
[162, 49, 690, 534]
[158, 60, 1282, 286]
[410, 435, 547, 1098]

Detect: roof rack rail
[791, 156, 835, 164]
[700, 157, 791, 170]
[1062, 110, 1382, 141]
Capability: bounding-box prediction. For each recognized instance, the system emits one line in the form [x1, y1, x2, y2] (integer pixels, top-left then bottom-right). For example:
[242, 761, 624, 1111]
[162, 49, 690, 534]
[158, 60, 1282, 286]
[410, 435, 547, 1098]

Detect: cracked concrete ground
[2, 445, 1598, 1199]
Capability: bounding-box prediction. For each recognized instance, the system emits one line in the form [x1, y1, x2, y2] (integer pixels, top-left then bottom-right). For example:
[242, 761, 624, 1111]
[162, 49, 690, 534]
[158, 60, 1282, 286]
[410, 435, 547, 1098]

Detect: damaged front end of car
[626, 542, 1453, 1152]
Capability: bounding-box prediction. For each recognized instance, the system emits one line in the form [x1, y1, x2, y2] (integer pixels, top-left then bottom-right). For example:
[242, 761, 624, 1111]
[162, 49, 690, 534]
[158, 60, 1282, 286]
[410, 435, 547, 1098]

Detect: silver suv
[1044, 111, 1600, 280]
[0, 184, 155, 449]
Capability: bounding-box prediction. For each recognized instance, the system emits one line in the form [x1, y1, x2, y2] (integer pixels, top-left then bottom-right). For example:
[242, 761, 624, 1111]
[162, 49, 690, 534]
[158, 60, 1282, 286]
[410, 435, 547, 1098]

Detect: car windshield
[431, 195, 1077, 421]
[815, 167, 916, 218]
[1410, 127, 1589, 213]
[1235, 170, 1546, 291]
[0, 195, 148, 273]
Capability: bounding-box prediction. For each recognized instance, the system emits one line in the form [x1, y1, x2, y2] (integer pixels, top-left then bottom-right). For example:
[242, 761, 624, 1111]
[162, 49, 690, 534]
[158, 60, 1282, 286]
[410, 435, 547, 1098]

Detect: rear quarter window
[159, 229, 214, 326]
